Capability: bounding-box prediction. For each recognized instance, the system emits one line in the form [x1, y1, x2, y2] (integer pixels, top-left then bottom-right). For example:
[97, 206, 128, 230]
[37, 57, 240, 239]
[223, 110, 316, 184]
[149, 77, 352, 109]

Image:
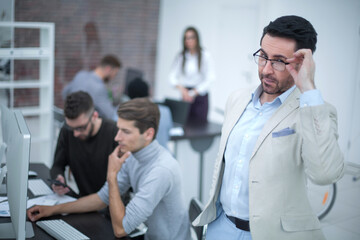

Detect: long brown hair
[182, 26, 202, 73]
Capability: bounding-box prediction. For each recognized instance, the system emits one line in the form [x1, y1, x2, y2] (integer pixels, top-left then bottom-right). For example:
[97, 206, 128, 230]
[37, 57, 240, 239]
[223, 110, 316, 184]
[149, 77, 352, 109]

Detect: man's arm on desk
[27, 193, 107, 222]
[107, 148, 130, 238]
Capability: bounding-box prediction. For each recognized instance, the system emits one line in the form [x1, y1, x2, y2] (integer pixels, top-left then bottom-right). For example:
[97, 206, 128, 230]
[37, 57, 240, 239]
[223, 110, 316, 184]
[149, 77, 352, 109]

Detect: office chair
[52, 106, 74, 182]
[189, 198, 207, 240]
[164, 98, 191, 127]
[53, 105, 65, 127]
[52, 105, 64, 145]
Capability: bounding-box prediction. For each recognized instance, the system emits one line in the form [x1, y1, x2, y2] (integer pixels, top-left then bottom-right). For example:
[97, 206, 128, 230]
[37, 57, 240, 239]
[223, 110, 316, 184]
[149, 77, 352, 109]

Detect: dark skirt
[187, 92, 209, 125]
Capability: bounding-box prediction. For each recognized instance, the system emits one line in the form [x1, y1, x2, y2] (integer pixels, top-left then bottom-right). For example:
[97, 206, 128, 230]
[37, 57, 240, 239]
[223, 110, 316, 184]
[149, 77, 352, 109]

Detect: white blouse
[169, 50, 215, 96]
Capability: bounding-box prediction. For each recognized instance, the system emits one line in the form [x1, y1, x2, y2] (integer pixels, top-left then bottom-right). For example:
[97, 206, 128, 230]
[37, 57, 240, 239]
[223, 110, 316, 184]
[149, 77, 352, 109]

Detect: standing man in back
[62, 55, 121, 121]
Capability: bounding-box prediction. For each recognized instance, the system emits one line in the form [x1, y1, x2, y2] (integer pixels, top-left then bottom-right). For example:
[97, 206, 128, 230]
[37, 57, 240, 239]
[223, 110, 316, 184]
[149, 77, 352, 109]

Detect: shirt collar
[91, 70, 103, 82]
[132, 140, 160, 163]
[252, 84, 296, 107]
[185, 50, 198, 58]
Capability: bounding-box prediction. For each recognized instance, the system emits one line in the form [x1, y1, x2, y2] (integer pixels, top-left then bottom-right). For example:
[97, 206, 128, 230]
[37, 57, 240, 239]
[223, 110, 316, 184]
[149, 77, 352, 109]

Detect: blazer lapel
[221, 89, 253, 148]
[250, 88, 300, 159]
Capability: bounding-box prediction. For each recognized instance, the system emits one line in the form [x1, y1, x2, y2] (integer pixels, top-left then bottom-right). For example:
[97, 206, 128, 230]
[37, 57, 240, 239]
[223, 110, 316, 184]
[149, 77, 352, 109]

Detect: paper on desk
[27, 193, 77, 209]
[0, 200, 10, 217]
[0, 193, 77, 217]
[129, 223, 148, 237]
[169, 127, 184, 136]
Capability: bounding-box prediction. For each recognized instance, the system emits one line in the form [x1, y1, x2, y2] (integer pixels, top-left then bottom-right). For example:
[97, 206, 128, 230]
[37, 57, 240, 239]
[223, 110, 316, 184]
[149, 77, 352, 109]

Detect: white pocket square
[272, 127, 296, 138]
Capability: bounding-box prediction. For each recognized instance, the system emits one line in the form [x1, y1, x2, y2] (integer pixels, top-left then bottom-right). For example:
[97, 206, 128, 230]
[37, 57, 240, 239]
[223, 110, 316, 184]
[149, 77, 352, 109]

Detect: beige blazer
[194, 87, 345, 240]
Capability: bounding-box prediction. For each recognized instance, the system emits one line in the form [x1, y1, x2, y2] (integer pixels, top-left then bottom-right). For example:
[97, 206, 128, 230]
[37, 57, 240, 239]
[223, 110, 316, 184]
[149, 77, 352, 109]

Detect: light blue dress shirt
[220, 85, 324, 220]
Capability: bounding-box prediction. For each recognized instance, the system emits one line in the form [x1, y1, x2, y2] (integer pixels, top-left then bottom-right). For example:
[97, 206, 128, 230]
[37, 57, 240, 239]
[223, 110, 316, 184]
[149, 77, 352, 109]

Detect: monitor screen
[124, 68, 143, 95]
[0, 105, 34, 239]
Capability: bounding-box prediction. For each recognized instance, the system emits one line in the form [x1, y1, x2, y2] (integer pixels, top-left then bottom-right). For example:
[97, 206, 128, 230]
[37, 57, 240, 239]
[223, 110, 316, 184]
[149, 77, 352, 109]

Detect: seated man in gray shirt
[27, 98, 191, 240]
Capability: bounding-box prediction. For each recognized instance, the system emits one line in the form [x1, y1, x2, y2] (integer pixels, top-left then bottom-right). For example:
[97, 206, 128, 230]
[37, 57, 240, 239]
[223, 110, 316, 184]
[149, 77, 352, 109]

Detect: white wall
[156, 0, 360, 203]
[155, 0, 360, 164]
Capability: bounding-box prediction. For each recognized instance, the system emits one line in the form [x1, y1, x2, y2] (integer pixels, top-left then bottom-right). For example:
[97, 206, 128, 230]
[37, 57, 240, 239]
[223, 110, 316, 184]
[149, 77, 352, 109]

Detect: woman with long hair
[169, 26, 215, 124]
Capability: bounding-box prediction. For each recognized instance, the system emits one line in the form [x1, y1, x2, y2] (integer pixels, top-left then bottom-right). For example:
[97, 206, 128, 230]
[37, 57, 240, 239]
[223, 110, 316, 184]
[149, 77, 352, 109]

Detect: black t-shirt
[50, 119, 118, 197]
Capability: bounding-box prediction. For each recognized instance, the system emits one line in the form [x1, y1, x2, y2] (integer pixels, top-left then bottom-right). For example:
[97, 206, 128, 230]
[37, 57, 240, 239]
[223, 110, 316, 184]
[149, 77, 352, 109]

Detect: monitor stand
[0, 164, 6, 194]
[0, 183, 5, 194]
[0, 222, 34, 239]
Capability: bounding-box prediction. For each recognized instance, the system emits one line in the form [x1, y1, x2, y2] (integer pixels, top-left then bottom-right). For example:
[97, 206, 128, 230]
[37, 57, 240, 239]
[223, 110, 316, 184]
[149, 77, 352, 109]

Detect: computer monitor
[124, 68, 143, 96]
[0, 105, 34, 239]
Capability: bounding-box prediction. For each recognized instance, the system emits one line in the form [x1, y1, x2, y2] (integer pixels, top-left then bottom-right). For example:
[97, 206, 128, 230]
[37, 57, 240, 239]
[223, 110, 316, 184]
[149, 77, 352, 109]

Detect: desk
[170, 121, 222, 202]
[0, 163, 141, 240]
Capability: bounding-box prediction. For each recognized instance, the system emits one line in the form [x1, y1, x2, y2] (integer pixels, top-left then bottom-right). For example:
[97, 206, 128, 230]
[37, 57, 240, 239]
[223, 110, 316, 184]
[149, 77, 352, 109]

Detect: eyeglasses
[64, 112, 93, 132]
[253, 49, 289, 72]
[185, 36, 196, 41]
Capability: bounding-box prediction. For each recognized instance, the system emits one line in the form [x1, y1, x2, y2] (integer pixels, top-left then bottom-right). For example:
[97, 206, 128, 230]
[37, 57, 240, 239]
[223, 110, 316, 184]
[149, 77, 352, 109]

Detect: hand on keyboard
[27, 205, 54, 222]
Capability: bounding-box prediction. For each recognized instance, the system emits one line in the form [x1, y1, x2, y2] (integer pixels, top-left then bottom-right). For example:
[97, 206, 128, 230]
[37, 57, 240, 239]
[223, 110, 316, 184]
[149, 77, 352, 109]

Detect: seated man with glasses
[50, 91, 118, 197]
[193, 15, 344, 240]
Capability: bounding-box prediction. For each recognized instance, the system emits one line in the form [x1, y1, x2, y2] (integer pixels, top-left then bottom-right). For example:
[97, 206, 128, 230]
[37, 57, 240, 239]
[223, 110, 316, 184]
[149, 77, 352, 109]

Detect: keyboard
[36, 219, 90, 240]
[28, 179, 53, 196]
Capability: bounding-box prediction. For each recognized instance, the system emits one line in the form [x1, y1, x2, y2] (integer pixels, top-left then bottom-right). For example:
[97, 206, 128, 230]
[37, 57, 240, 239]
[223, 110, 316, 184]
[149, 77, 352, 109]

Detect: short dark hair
[117, 98, 159, 139]
[261, 15, 317, 53]
[64, 91, 94, 119]
[127, 78, 149, 99]
[100, 55, 122, 68]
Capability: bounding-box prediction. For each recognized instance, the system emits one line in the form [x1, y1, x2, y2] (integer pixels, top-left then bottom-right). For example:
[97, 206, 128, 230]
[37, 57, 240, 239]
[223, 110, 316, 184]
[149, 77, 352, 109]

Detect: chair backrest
[189, 198, 204, 240]
[164, 98, 190, 127]
[53, 105, 65, 127]
[52, 106, 64, 148]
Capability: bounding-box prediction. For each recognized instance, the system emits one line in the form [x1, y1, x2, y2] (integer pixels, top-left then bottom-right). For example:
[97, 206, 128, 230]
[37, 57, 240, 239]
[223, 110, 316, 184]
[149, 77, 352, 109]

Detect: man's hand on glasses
[286, 49, 316, 93]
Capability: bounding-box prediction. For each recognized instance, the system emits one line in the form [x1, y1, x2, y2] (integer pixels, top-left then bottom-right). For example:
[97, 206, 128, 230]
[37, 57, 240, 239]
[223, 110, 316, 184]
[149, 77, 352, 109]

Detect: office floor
[320, 171, 360, 240]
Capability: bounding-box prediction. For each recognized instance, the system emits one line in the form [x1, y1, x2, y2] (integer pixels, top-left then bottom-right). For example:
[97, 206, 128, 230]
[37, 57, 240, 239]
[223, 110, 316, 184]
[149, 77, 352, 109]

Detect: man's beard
[260, 73, 294, 95]
[103, 76, 110, 83]
[79, 122, 94, 141]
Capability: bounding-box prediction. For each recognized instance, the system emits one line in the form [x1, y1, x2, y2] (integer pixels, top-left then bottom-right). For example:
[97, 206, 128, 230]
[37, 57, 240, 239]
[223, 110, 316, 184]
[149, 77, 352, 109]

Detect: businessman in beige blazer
[193, 15, 345, 240]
